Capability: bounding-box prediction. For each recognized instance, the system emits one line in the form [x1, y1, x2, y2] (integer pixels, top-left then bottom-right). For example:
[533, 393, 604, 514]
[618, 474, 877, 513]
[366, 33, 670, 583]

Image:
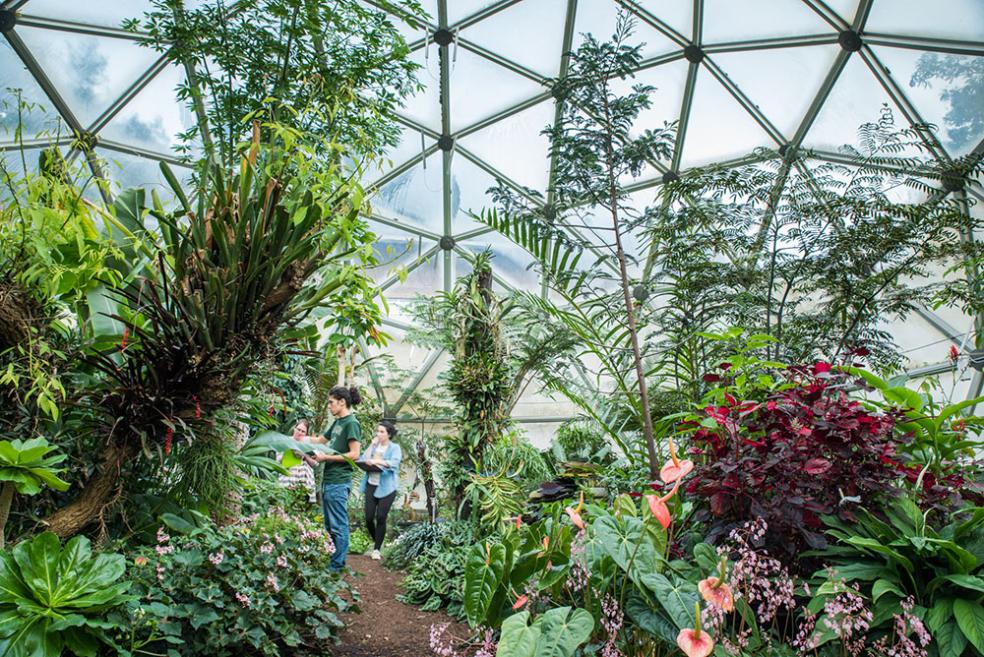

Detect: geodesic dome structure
[2, 0, 982, 439]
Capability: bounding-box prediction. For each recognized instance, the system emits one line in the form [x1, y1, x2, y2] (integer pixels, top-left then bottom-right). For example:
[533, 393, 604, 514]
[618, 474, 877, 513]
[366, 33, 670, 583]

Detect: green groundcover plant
[120, 509, 353, 656]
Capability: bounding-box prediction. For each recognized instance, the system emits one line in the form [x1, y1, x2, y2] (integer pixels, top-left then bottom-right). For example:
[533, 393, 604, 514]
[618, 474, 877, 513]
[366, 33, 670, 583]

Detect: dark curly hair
[328, 386, 362, 409]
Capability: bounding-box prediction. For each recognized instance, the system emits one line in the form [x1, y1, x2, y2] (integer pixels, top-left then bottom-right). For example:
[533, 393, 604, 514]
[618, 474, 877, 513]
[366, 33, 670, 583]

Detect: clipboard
[355, 459, 383, 473]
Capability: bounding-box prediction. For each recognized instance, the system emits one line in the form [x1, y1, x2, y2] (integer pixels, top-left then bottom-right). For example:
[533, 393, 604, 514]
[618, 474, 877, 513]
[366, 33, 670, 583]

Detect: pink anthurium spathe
[677, 602, 715, 657]
[512, 594, 529, 610]
[698, 576, 734, 612]
[565, 492, 586, 530]
[660, 436, 694, 484]
[646, 482, 680, 529]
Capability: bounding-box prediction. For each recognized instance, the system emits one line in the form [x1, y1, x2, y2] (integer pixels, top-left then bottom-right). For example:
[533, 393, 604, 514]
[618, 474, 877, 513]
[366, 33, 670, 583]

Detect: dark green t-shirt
[321, 414, 361, 485]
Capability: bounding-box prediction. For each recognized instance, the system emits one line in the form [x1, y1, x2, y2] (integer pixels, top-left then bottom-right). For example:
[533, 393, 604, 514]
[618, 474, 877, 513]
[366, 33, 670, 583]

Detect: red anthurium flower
[702, 373, 722, 383]
[512, 595, 528, 610]
[646, 482, 680, 529]
[949, 345, 960, 362]
[719, 362, 732, 370]
[515, 516, 522, 530]
[698, 576, 734, 612]
[565, 507, 585, 530]
[677, 604, 715, 657]
[660, 437, 694, 484]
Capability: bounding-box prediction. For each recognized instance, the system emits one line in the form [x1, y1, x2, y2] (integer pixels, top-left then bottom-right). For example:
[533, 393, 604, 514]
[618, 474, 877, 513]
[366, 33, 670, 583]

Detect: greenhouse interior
[1, 0, 983, 655]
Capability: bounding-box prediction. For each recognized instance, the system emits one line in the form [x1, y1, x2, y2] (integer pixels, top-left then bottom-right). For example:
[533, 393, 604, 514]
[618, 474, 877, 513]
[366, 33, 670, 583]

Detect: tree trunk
[0, 482, 15, 548]
[42, 441, 135, 539]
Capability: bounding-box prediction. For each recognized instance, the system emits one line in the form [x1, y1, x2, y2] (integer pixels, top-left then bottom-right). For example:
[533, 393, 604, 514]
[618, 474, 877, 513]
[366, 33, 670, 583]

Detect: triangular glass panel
[399, 48, 443, 132]
[448, 1, 501, 25]
[803, 54, 928, 159]
[819, 0, 859, 26]
[711, 45, 841, 140]
[372, 160, 448, 234]
[0, 40, 65, 141]
[456, 98, 554, 192]
[632, 0, 692, 43]
[16, 27, 162, 129]
[369, 129, 433, 187]
[380, 247, 445, 300]
[449, 47, 547, 133]
[702, 0, 834, 43]
[872, 46, 984, 157]
[21, 0, 152, 28]
[867, 0, 984, 43]
[98, 63, 196, 157]
[0, 146, 43, 178]
[680, 67, 776, 169]
[449, 154, 508, 236]
[365, 221, 436, 283]
[456, 228, 539, 289]
[573, 1, 683, 62]
[95, 147, 193, 204]
[459, 0, 569, 77]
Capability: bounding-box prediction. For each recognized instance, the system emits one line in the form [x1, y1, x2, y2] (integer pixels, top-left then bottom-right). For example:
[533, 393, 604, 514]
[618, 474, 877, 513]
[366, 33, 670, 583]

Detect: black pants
[364, 484, 396, 550]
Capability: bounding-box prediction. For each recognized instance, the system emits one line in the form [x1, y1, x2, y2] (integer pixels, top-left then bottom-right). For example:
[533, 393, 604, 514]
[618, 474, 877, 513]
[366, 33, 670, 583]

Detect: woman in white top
[278, 419, 316, 503]
[359, 420, 402, 560]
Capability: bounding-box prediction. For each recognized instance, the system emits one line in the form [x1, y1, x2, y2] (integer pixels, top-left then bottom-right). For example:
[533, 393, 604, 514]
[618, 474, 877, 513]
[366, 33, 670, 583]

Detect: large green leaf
[953, 598, 984, 654]
[533, 607, 594, 657]
[624, 592, 678, 643]
[463, 542, 506, 627]
[497, 612, 541, 657]
[638, 572, 698, 630]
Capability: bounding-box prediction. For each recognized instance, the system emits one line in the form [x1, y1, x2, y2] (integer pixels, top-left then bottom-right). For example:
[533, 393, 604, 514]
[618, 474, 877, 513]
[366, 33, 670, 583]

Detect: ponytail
[329, 385, 361, 408]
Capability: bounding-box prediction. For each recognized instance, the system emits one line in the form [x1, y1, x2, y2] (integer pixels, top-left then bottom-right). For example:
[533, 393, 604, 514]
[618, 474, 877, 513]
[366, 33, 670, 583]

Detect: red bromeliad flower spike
[660, 435, 694, 484]
[677, 602, 715, 657]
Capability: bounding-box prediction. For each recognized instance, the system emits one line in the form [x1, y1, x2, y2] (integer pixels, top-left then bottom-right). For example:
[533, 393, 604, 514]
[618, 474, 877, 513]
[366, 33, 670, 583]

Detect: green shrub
[124, 509, 353, 656]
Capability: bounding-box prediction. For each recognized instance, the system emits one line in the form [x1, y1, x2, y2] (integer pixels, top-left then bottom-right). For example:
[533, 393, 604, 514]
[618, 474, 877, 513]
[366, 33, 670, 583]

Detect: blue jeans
[322, 483, 351, 571]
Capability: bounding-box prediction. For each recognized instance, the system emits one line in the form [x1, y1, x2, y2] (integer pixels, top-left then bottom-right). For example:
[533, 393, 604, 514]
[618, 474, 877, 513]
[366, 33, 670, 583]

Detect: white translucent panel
[17, 27, 161, 128]
[872, 47, 983, 157]
[399, 48, 443, 131]
[457, 228, 539, 288]
[819, 0, 859, 25]
[624, 60, 688, 137]
[680, 68, 776, 169]
[381, 250, 445, 300]
[460, 0, 569, 77]
[711, 45, 841, 140]
[804, 55, 927, 157]
[702, 0, 832, 43]
[372, 161, 447, 233]
[633, 0, 692, 42]
[370, 128, 432, 186]
[22, 0, 152, 28]
[448, 48, 546, 132]
[99, 63, 196, 155]
[96, 148, 192, 202]
[456, 98, 553, 191]
[365, 221, 435, 279]
[449, 154, 507, 235]
[448, 0, 502, 24]
[0, 41, 65, 140]
[0, 146, 43, 178]
[573, 1, 682, 61]
[866, 0, 984, 42]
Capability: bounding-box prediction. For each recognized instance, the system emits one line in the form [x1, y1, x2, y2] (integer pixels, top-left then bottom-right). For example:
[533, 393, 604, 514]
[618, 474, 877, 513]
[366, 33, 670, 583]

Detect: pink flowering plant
[121, 507, 353, 656]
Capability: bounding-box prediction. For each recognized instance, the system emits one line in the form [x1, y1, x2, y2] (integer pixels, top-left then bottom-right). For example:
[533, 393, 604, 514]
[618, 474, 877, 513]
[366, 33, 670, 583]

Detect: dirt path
[333, 554, 477, 657]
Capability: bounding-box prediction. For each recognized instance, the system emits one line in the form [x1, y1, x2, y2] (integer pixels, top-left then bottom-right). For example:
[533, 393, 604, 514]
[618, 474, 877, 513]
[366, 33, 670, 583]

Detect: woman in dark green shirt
[303, 385, 362, 572]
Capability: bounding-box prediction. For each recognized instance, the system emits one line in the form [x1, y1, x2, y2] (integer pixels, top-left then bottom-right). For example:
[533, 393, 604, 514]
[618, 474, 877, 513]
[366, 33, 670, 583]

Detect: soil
[333, 554, 477, 657]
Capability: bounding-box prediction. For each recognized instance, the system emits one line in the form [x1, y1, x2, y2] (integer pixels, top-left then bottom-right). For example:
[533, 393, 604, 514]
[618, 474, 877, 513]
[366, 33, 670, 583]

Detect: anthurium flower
[515, 515, 522, 530]
[646, 482, 680, 529]
[512, 594, 528, 610]
[949, 345, 960, 361]
[698, 576, 734, 612]
[565, 506, 584, 530]
[660, 436, 694, 484]
[677, 602, 715, 657]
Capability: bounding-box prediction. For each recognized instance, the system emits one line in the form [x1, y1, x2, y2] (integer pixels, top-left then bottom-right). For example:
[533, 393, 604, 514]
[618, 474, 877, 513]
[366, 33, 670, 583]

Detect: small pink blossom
[208, 551, 224, 565]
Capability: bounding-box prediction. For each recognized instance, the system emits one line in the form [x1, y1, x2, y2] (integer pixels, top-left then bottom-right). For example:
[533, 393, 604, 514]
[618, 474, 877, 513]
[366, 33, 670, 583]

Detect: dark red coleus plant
[684, 366, 907, 564]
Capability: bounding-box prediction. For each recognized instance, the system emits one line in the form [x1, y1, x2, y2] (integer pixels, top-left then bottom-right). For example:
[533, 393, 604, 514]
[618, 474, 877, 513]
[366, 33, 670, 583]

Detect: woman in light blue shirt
[360, 420, 402, 560]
